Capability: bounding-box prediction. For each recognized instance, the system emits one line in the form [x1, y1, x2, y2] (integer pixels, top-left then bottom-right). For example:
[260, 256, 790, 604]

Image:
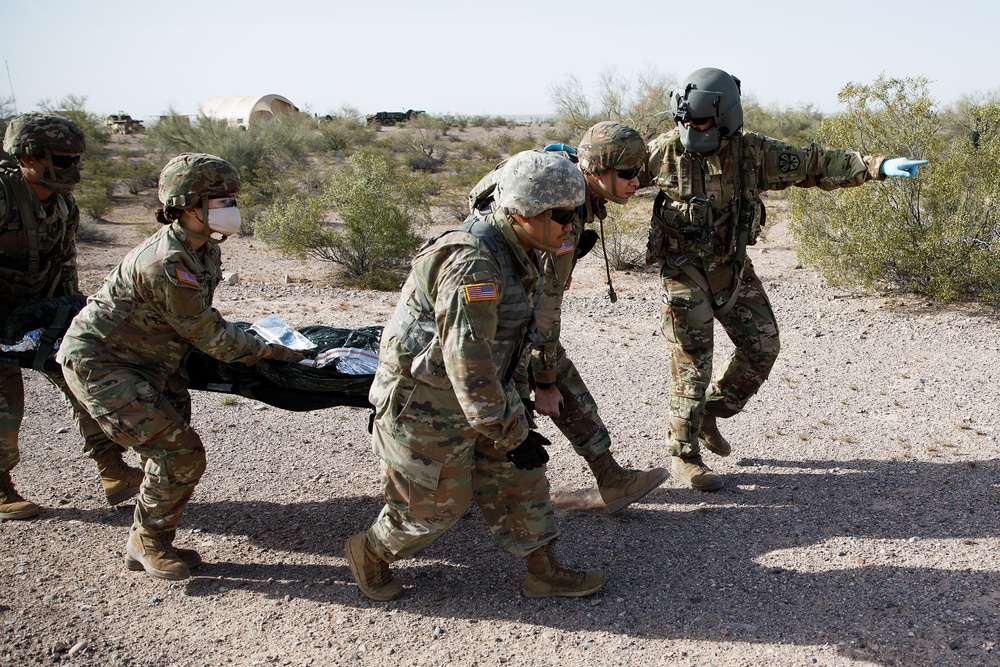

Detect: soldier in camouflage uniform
[346, 151, 604, 601]
[644, 68, 928, 491]
[469, 123, 669, 513]
[1, 113, 144, 520]
[58, 153, 305, 580]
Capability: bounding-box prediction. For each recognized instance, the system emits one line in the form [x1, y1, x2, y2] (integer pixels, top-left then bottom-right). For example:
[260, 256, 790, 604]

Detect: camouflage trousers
[1, 361, 119, 472]
[536, 345, 612, 461]
[369, 420, 559, 562]
[61, 362, 206, 537]
[659, 256, 780, 457]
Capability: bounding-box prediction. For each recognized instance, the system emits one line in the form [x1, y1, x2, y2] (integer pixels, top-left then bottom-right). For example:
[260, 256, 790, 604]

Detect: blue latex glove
[544, 143, 577, 155]
[881, 157, 929, 178]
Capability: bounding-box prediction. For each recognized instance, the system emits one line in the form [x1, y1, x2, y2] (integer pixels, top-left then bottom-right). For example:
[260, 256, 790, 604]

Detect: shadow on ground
[49, 458, 999, 666]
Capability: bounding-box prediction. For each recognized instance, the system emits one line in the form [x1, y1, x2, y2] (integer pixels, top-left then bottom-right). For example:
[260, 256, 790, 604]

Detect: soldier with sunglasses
[468, 123, 669, 514]
[1, 113, 144, 520]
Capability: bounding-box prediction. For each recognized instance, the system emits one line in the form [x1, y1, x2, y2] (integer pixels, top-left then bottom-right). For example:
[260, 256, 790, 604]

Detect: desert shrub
[743, 97, 824, 145]
[599, 198, 649, 270]
[121, 159, 160, 195]
[255, 150, 428, 289]
[317, 106, 377, 152]
[75, 179, 115, 221]
[76, 219, 113, 243]
[789, 75, 1000, 305]
[388, 115, 450, 172]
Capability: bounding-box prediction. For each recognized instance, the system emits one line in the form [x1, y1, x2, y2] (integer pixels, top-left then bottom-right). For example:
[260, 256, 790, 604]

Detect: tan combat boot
[345, 532, 403, 601]
[586, 450, 670, 514]
[521, 541, 605, 598]
[0, 470, 39, 520]
[94, 447, 144, 506]
[699, 414, 731, 457]
[671, 453, 724, 491]
[125, 529, 201, 571]
[125, 530, 191, 581]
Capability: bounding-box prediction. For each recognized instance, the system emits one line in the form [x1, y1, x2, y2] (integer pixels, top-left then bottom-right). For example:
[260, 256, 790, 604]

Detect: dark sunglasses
[550, 208, 576, 225]
[50, 155, 82, 168]
[616, 168, 641, 180]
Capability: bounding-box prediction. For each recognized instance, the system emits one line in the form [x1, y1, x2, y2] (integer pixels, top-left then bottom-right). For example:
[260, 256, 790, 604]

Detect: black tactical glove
[575, 229, 599, 261]
[506, 431, 550, 470]
[266, 343, 307, 364]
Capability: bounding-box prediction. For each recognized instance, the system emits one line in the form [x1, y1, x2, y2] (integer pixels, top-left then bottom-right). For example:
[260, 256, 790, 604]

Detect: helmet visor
[676, 89, 722, 123]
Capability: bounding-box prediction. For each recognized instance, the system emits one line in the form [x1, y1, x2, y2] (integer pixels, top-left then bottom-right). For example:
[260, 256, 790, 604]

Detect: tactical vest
[384, 212, 537, 389]
[0, 167, 69, 320]
[647, 132, 765, 264]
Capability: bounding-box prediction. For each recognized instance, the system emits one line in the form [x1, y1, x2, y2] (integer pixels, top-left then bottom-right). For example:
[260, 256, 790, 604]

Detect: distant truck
[365, 109, 425, 127]
[104, 112, 145, 135]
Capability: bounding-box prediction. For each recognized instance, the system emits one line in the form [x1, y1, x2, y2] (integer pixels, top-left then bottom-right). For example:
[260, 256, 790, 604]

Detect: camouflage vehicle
[365, 109, 425, 127]
[104, 112, 145, 135]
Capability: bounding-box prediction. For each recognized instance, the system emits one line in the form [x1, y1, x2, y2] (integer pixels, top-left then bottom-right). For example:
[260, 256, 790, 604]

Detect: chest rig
[647, 134, 766, 315]
[0, 167, 71, 316]
[385, 212, 538, 388]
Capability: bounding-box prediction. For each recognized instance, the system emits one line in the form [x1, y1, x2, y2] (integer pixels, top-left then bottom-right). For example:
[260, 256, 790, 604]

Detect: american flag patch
[556, 239, 574, 256]
[175, 269, 200, 286]
[464, 282, 497, 302]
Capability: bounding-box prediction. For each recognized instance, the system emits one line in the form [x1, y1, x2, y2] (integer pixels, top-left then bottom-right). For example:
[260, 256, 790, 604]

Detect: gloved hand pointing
[881, 158, 929, 179]
[265, 343, 307, 364]
[506, 431, 551, 470]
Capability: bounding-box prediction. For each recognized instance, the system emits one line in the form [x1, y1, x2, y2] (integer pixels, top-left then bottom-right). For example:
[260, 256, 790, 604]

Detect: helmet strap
[512, 214, 562, 254]
[585, 172, 628, 206]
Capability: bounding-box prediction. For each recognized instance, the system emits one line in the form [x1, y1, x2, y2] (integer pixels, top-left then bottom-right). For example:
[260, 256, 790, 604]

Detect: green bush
[75, 179, 115, 221]
[743, 96, 824, 145]
[255, 150, 428, 289]
[121, 159, 160, 195]
[789, 75, 1000, 305]
[317, 106, 377, 152]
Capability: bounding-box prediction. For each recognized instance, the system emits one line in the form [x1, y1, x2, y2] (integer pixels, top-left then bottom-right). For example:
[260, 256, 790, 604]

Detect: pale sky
[2, 0, 996, 122]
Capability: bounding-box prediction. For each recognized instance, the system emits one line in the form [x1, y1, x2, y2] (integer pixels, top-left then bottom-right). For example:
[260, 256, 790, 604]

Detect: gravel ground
[2, 210, 998, 667]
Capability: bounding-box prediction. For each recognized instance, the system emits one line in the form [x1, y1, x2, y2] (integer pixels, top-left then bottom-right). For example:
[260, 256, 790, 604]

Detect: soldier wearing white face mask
[58, 153, 305, 580]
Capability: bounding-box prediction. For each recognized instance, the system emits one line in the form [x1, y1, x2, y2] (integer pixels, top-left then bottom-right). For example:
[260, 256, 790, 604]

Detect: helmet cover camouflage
[2, 112, 86, 157]
[496, 150, 585, 218]
[158, 153, 240, 209]
[577, 121, 646, 174]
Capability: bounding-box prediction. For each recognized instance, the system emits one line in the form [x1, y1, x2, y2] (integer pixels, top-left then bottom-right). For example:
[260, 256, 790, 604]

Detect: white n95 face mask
[207, 206, 242, 237]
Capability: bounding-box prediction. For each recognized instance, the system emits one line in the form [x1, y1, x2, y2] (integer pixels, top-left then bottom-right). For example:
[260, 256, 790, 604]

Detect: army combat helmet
[496, 150, 585, 253]
[668, 67, 743, 154]
[577, 121, 646, 204]
[3, 112, 86, 194]
[157, 153, 241, 243]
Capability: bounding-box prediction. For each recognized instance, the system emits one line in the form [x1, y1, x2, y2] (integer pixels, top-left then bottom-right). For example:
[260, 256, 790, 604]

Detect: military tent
[199, 94, 299, 128]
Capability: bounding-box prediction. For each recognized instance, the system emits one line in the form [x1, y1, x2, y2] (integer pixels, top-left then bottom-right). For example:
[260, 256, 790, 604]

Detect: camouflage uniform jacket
[0, 166, 79, 322]
[56, 221, 266, 396]
[371, 208, 541, 462]
[644, 129, 886, 262]
[529, 182, 602, 385]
